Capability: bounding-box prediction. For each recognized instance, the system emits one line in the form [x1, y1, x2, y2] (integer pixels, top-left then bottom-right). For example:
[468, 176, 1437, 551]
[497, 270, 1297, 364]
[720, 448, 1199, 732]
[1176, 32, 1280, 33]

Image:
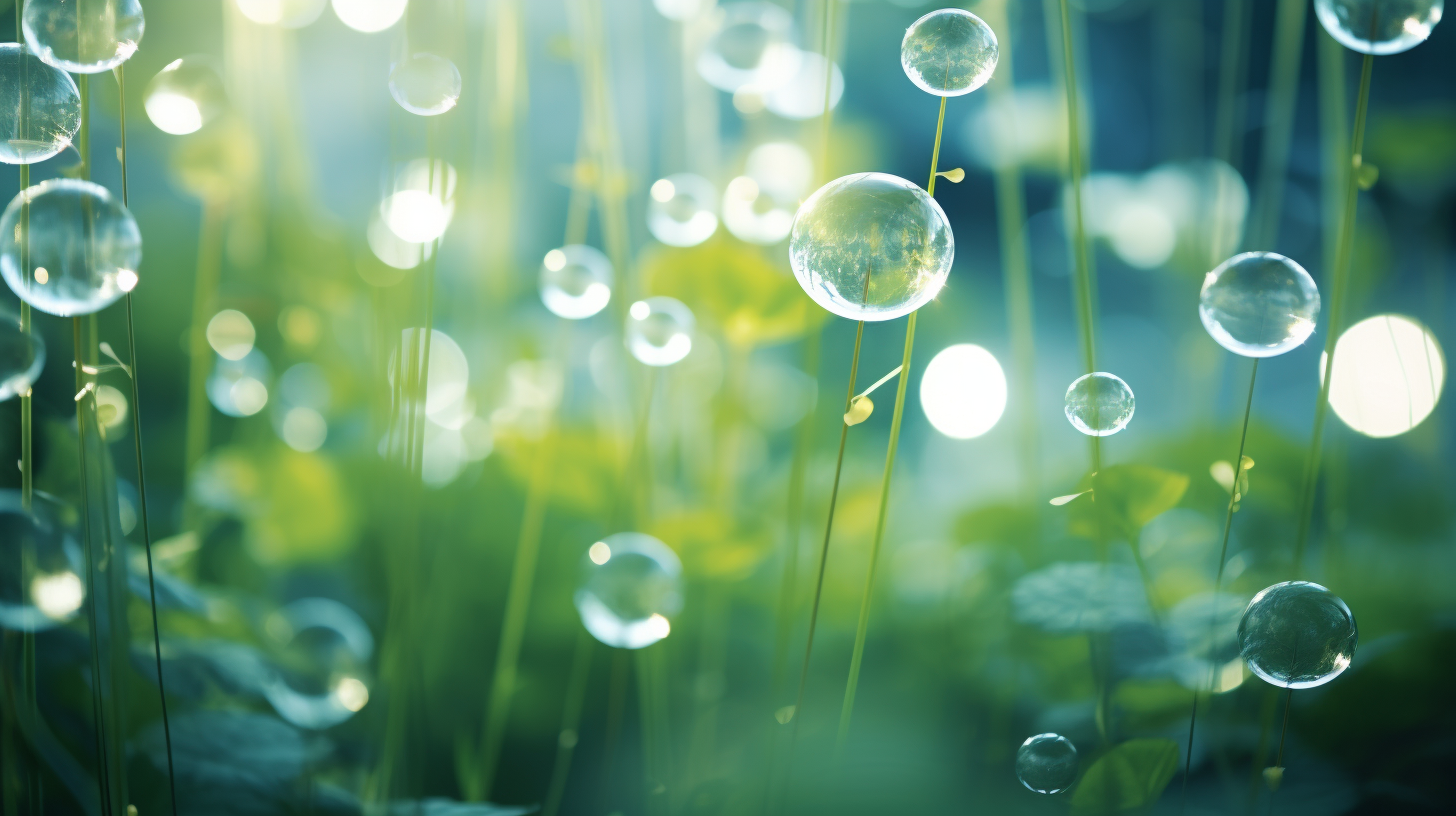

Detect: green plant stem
[1293, 52, 1374, 576]
[1056, 0, 1097, 379]
[770, 328, 820, 695]
[1212, 0, 1250, 169]
[74, 318, 113, 816]
[1249, 0, 1309, 249]
[541, 630, 595, 816]
[181, 202, 224, 531]
[816, 0, 839, 181]
[1180, 358, 1259, 809]
[835, 96, 947, 750]
[115, 62, 179, 816]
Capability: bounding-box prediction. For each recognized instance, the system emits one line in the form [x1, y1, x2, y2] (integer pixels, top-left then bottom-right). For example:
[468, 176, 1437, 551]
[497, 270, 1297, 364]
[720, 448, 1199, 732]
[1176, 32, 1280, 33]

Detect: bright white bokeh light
[389, 328, 470, 423]
[282, 407, 328, 452]
[745, 141, 813, 200]
[763, 49, 844, 121]
[1324, 314, 1445, 439]
[144, 91, 203, 135]
[235, 0, 328, 27]
[207, 309, 256, 360]
[31, 572, 84, 621]
[382, 190, 448, 243]
[331, 0, 407, 32]
[1107, 200, 1177, 269]
[920, 344, 1007, 439]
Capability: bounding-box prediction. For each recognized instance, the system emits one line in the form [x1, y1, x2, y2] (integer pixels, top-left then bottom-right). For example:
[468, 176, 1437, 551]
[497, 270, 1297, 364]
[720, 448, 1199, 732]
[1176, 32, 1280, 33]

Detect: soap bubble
[575, 532, 683, 649]
[1199, 252, 1319, 358]
[0, 491, 84, 632]
[1238, 581, 1358, 689]
[208, 349, 272, 417]
[920, 344, 1007, 439]
[331, 0, 408, 33]
[1016, 733, 1078, 794]
[626, 297, 694, 367]
[789, 172, 954, 322]
[900, 8, 998, 97]
[0, 44, 81, 164]
[1063, 372, 1134, 436]
[0, 179, 143, 317]
[144, 56, 227, 136]
[1314, 0, 1443, 55]
[647, 174, 719, 247]
[0, 311, 44, 402]
[263, 598, 374, 729]
[1325, 314, 1445, 438]
[23, 0, 145, 73]
[540, 245, 613, 319]
[235, 0, 327, 28]
[721, 176, 795, 245]
[696, 2, 801, 93]
[389, 53, 461, 116]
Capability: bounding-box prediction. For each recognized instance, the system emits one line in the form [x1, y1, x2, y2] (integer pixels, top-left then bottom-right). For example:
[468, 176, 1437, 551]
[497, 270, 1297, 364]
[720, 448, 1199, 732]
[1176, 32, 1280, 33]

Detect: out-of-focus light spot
[461, 417, 494, 461]
[745, 141, 813, 200]
[34, 267, 47, 284]
[919, 344, 1008, 439]
[1324, 314, 1445, 438]
[331, 0, 407, 32]
[1106, 201, 1177, 269]
[630, 300, 651, 321]
[231, 378, 269, 416]
[653, 0, 709, 21]
[334, 676, 370, 711]
[543, 248, 567, 271]
[732, 88, 766, 115]
[1214, 658, 1246, 693]
[650, 178, 675, 203]
[117, 268, 139, 292]
[207, 309, 256, 360]
[279, 305, 322, 348]
[589, 541, 612, 564]
[235, 0, 327, 28]
[282, 407, 328, 452]
[208, 349, 272, 417]
[382, 189, 448, 243]
[366, 210, 426, 271]
[31, 572, 83, 620]
[644, 613, 671, 640]
[95, 385, 128, 431]
[144, 91, 203, 135]
[763, 50, 844, 121]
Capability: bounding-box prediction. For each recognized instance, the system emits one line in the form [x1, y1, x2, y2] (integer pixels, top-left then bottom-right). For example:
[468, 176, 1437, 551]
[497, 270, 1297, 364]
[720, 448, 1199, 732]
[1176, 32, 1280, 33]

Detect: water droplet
[1314, 0, 1443, 55]
[626, 297, 694, 367]
[389, 53, 462, 116]
[1063, 372, 1135, 436]
[1016, 733, 1077, 794]
[574, 532, 683, 649]
[1200, 252, 1320, 358]
[789, 172, 954, 322]
[0, 44, 81, 165]
[900, 8, 998, 97]
[540, 245, 613, 319]
[262, 597, 374, 729]
[1238, 581, 1358, 689]
[23, 0, 144, 74]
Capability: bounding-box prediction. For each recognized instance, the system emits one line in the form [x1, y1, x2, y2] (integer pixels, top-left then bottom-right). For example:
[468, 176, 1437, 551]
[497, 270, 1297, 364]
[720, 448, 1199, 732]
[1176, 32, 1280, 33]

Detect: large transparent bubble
[626, 297, 694, 367]
[574, 532, 683, 649]
[0, 179, 143, 317]
[1063, 372, 1135, 437]
[540, 245, 612, 320]
[1199, 251, 1320, 358]
[1016, 733, 1078, 794]
[0, 491, 84, 632]
[0, 309, 44, 402]
[1239, 581, 1357, 689]
[900, 8, 999, 97]
[23, 0, 145, 74]
[144, 56, 228, 136]
[789, 172, 954, 322]
[1314, 0, 1444, 55]
[0, 44, 81, 164]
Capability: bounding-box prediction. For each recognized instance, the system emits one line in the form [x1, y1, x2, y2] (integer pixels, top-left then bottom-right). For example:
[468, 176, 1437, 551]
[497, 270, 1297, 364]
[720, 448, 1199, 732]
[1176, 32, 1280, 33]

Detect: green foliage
[1070, 738, 1181, 815]
[1092, 464, 1190, 539]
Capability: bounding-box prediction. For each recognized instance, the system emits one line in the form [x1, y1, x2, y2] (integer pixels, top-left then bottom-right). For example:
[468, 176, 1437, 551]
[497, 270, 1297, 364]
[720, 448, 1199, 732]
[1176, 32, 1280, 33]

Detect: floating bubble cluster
[1200, 252, 1320, 358]
[1239, 581, 1358, 689]
[540, 245, 613, 319]
[648, 174, 719, 247]
[1016, 733, 1078, 794]
[696, 2, 800, 93]
[0, 312, 43, 402]
[389, 53, 462, 116]
[0, 44, 81, 164]
[789, 172, 954, 322]
[0, 179, 143, 317]
[900, 8, 999, 97]
[144, 56, 227, 135]
[1063, 372, 1135, 436]
[1314, 0, 1444, 55]
[23, 0, 145, 74]
[0, 491, 83, 632]
[626, 297, 695, 367]
[575, 532, 683, 649]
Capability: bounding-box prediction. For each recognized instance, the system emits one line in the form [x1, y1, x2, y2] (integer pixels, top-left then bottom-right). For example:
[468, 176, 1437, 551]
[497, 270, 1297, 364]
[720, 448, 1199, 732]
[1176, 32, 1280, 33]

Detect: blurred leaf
[843, 394, 873, 425]
[953, 503, 1037, 547]
[1070, 738, 1180, 815]
[247, 449, 358, 564]
[1093, 465, 1189, 537]
[641, 238, 827, 347]
[1012, 563, 1152, 633]
[651, 509, 771, 580]
[1365, 105, 1456, 200]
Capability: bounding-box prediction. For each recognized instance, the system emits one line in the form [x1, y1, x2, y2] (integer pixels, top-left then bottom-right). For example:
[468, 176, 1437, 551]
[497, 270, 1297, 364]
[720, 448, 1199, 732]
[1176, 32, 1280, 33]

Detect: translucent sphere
[1064, 372, 1135, 436]
[1016, 733, 1078, 794]
[647, 174, 719, 247]
[0, 311, 44, 402]
[900, 8, 999, 97]
[626, 297, 694, 367]
[389, 53, 462, 116]
[789, 172, 953, 322]
[575, 532, 683, 649]
[722, 176, 795, 245]
[1200, 252, 1320, 358]
[0, 491, 84, 632]
[0, 179, 142, 317]
[262, 598, 374, 730]
[144, 57, 227, 136]
[1238, 581, 1358, 689]
[696, 2, 801, 93]
[23, 0, 145, 74]
[1314, 0, 1444, 55]
[0, 44, 81, 164]
[540, 245, 613, 320]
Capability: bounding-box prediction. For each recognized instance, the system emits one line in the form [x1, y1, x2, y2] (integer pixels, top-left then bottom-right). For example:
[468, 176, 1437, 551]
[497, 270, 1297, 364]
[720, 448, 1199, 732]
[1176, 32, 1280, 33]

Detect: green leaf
[1093, 464, 1189, 536]
[1071, 738, 1180, 815]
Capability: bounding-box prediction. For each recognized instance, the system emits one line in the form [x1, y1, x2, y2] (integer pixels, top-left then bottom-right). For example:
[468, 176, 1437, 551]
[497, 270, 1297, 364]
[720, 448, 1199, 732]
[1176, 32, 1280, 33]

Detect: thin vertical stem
[541, 630, 595, 816]
[181, 203, 224, 529]
[1180, 358, 1259, 809]
[1212, 0, 1250, 169]
[816, 0, 839, 182]
[1294, 52, 1374, 575]
[1056, 0, 1097, 378]
[115, 63, 179, 816]
[1273, 686, 1294, 769]
[1249, 0, 1309, 249]
[75, 318, 113, 816]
